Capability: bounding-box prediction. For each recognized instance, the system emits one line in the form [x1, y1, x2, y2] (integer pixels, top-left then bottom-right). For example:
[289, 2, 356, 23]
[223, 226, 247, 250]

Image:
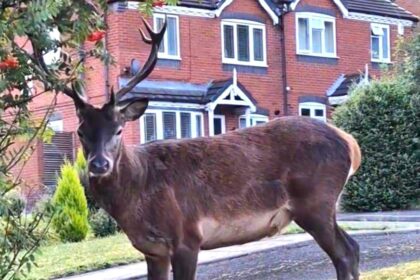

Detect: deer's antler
[114, 17, 166, 100]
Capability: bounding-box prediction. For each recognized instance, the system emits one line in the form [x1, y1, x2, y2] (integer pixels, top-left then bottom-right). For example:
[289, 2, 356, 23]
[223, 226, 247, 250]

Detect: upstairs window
[141, 110, 203, 143]
[296, 13, 336, 57]
[222, 20, 267, 66]
[299, 102, 326, 122]
[153, 14, 180, 59]
[371, 23, 390, 63]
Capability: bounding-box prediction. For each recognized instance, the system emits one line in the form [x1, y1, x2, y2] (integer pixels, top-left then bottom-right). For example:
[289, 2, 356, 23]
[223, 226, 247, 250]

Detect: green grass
[30, 233, 143, 280]
[361, 261, 420, 280]
[30, 222, 396, 279]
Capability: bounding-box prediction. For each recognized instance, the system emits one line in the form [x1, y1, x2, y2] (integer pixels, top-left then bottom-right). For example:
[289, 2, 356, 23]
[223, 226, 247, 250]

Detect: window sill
[371, 59, 392, 64]
[296, 52, 339, 59]
[157, 54, 181, 61]
[222, 60, 267, 68]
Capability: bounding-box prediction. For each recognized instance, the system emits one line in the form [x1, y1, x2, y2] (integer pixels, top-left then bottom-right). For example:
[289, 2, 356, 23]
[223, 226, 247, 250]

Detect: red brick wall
[106, 0, 284, 146]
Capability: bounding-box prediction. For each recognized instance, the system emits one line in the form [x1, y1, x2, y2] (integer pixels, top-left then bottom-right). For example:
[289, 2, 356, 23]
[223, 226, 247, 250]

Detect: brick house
[18, 0, 418, 197]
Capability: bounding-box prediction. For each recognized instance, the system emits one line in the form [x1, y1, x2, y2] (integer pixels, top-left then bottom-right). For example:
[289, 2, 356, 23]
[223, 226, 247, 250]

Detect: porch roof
[118, 77, 258, 107]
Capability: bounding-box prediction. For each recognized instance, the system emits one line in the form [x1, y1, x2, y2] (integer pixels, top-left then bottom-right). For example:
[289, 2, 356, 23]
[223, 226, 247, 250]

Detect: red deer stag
[63, 19, 362, 280]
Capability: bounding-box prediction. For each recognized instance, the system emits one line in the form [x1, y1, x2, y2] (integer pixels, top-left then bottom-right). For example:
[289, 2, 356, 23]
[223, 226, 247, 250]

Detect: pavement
[57, 210, 420, 280]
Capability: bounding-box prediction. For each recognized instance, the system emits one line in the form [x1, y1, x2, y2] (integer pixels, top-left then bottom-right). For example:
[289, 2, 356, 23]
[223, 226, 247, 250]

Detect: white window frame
[48, 119, 64, 132]
[239, 114, 269, 128]
[213, 115, 226, 134]
[153, 14, 181, 60]
[221, 19, 267, 67]
[295, 12, 337, 58]
[299, 102, 327, 122]
[140, 109, 204, 143]
[370, 23, 391, 63]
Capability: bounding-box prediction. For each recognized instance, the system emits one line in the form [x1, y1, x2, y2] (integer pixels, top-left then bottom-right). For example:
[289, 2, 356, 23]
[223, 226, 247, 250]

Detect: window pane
[312, 29, 323, 53]
[253, 28, 263, 61]
[195, 115, 202, 137]
[167, 17, 178, 56]
[298, 18, 309, 51]
[371, 36, 380, 59]
[315, 109, 324, 117]
[223, 25, 234, 59]
[237, 25, 250, 61]
[214, 118, 223, 135]
[382, 28, 389, 59]
[325, 21, 334, 53]
[163, 112, 176, 139]
[180, 112, 191, 138]
[239, 118, 247, 129]
[144, 113, 157, 142]
[301, 108, 310, 116]
[156, 17, 165, 53]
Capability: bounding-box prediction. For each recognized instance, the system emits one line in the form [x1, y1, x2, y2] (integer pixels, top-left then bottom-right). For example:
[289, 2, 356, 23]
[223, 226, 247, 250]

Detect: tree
[0, 0, 175, 277]
[333, 31, 419, 212]
[0, 1, 107, 278]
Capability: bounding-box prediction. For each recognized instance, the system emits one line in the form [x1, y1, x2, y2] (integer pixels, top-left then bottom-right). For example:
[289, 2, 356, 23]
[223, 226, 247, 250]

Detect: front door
[213, 115, 226, 135]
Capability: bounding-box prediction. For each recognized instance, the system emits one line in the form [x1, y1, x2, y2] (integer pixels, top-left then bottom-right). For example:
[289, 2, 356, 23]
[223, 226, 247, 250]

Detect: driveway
[191, 231, 420, 280]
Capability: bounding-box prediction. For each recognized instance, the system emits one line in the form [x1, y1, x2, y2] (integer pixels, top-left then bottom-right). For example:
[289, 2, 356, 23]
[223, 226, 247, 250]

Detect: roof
[119, 77, 258, 105]
[342, 0, 418, 21]
[108, 0, 279, 16]
[328, 73, 367, 97]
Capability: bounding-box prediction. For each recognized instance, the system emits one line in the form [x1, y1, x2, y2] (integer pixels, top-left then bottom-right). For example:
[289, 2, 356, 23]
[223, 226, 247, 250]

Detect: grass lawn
[30, 222, 398, 280]
[29, 234, 143, 280]
[362, 261, 420, 280]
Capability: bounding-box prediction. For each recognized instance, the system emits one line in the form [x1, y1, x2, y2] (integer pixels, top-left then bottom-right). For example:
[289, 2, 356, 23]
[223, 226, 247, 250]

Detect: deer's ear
[117, 98, 149, 121]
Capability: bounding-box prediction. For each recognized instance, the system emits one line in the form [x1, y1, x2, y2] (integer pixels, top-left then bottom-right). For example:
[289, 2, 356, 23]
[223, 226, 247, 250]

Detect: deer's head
[65, 19, 166, 177]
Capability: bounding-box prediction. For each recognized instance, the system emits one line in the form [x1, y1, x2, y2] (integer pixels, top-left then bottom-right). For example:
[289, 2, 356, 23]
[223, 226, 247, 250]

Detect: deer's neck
[89, 143, 147, 217]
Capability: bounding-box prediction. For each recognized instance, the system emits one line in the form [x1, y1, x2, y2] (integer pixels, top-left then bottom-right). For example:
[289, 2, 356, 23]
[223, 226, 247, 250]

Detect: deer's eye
[116, 129, 123, 136]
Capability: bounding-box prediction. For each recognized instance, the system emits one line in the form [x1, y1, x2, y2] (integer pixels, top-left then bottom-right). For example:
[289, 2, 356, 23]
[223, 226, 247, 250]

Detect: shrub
[89, 209, 118, 237]
[333, 33, 419, 212]
[52, 161, 89, 242]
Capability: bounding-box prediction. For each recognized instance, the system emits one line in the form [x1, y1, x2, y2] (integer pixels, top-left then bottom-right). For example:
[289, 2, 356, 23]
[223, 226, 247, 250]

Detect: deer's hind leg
[292, 202, 359, 280]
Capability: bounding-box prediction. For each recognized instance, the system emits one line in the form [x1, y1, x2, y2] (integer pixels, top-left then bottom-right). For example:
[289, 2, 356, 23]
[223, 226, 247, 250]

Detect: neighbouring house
[394, 0, 420, 17]
[16, 0, 418, 202]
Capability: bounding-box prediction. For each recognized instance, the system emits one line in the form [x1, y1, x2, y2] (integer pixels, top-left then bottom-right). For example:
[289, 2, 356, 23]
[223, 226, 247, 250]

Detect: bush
[89, 209, 118, 237]
[52, 161, 89, 242]
[333, 33, 419, 212]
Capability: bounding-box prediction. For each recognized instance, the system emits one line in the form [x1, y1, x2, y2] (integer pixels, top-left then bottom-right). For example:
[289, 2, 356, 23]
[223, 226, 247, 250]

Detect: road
[194, 231, 420, 280]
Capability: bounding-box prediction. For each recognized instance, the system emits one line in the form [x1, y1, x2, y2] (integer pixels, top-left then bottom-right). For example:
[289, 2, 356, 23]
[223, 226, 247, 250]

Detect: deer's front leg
[171, 244, 200, 280]
[146, 255, 170, 280]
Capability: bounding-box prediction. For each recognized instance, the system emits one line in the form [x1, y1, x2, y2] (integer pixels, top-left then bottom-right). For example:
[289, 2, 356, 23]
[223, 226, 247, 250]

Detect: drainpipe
[104, 5, 110, 99]
[277, 1, 292, 116]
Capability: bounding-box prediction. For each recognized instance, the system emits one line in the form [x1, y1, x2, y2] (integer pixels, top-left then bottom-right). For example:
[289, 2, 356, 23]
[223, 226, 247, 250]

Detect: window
[48, 119, 64, 132]
[153, 14, 180, 59]
[213, 115, 226, 135]
[221, 20, 267, 66]
[238, 114, 269, 129]
[371, 23, 390, 63]
[43, 28, 61, 65]
[140, 110, 203, 143]
[299, 102, 326, 122]
[296, 13, 336, 57]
